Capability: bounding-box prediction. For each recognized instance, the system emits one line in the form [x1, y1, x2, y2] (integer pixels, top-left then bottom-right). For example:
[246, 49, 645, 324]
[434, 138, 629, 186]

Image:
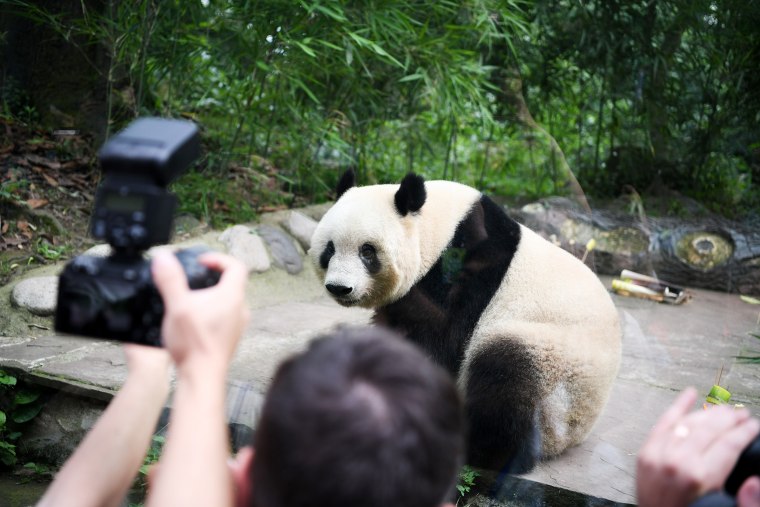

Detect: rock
[282, 210, 318, 250]
[257, 225, 303, 274]
[83, 244, 112, 257]
[219, 225, 271, 273]
[20, 391, 107, 466]
[11, 276, 59, 316]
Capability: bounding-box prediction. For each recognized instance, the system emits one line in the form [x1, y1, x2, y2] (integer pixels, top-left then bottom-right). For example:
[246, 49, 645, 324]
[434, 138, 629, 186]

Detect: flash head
[98, 117, 200, 185]
[90, 117, 200, 253]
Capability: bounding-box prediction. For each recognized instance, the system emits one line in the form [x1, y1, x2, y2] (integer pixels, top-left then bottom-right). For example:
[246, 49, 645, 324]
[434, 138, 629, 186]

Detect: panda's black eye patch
[359, 243, 381, 274]
[320, 241, 336, 269]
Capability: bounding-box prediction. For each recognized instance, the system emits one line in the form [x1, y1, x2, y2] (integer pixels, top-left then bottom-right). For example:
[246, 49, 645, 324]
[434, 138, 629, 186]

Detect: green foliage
[171, 171, 258, 229]
[0, 76, 37, 125]
[456, 465, 480, 499]
[131, 433, 165, 499]
[138, 434, 165, 478]
[0, 180, 29, 204]
[18, 461, 54, 483]
[0, 369, 44, 467]
[6, 0, 760, 217]
[520, 0, 760, 215]
[737, 333, 760, 364]
[34, 240, 68, 261]
[693, 153, 752, 213]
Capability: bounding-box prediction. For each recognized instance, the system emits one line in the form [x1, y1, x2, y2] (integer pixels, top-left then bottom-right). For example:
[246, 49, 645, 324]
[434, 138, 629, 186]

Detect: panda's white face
[308, 185, 422, 309]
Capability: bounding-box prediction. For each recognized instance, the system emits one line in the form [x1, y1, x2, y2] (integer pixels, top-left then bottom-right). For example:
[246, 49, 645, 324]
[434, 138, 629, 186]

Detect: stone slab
[0, 335, 99, 370]
[1, 264, 758, 506]
[38, 341, 132, 391]
[229, 302, 372, 394]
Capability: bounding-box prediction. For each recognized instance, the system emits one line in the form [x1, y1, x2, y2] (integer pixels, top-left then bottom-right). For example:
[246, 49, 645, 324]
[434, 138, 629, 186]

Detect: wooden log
[512, 198, 760, 295]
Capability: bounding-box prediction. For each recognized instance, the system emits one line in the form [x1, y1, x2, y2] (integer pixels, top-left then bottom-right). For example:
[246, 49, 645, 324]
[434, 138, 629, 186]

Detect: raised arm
[38, 344, 171, 507]
[146, 251, 249, 507]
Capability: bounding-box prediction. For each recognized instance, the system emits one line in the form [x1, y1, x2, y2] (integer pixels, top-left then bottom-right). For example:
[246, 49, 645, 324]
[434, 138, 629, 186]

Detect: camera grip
[689, 492, 736, 507]
[174, 246, 222, 289]
[725, 435, 760, 496]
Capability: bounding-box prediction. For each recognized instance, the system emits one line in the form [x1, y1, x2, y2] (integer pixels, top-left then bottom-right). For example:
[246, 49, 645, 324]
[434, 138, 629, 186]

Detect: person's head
[249, 325, 465, 507]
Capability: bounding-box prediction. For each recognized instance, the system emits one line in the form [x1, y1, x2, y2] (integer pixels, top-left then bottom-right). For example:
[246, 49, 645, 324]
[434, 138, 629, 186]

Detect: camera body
[690, 435, 760, 507]
[55, 118, 220, 346]
[725, 435, 760, 495]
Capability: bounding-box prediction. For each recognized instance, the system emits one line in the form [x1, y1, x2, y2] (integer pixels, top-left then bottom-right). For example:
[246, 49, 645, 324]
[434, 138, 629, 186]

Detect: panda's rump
[463, 225, 622, 457]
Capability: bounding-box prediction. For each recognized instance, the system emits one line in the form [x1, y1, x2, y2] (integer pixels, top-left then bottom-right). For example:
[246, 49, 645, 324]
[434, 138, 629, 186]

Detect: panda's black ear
[394, 173, 426, 216]
[335, 170, 356, 200]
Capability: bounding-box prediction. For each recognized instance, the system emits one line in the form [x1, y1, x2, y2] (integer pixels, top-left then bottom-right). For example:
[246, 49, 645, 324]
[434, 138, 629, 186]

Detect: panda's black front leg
[374, 286, 458, 374]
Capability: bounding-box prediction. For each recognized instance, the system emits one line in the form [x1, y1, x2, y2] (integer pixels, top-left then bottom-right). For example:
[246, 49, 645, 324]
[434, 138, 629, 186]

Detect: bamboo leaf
[293, 40, 317, 58]
[399, 73, 424, 82]
[740, 295, 760, 305]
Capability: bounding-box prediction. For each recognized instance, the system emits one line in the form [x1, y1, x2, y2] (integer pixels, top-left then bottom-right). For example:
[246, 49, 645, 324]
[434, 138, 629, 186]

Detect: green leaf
[14, 390, 40, 405]
[312, 4, 348, 22]
[0, 410, 6, 428]
[293, 40, 317, 58]
[398, 73, 424, 83]
[740, 295, 760, 305]
[0, 441, 16, 466]
[12, 403, 43, 424]
[290, 77, 320, 104]
[0, 371, 17, 386]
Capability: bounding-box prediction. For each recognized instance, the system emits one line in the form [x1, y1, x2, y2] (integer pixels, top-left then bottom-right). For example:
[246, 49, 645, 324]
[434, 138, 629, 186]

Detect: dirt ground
[0, 118, 100, 285]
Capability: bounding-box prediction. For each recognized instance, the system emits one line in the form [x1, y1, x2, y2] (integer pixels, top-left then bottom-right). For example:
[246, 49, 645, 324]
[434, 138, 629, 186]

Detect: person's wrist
[175, 354, 229, 385]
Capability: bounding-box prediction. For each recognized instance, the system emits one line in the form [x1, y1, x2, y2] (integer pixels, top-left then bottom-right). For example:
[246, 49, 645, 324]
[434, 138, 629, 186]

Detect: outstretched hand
[151, 250, 249, 376]
[636, 387, 760, 507]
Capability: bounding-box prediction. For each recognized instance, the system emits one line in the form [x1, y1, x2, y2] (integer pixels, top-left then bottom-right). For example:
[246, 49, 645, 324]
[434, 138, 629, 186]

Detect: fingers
[701, 418, 760, 485]
[667, 406, 752, 457]
[738, 476, 760, 507]
[654, 387, 699, 434]
[641, 388, 698, 455]
[152, 250, 190, 304]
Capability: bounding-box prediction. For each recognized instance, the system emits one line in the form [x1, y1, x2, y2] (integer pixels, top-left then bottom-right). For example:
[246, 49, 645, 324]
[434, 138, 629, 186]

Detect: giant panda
[308, 170, 622, 473]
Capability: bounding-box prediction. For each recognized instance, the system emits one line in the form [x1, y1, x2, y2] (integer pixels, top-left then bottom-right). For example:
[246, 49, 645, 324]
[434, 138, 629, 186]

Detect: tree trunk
[0, 0, 110, 140]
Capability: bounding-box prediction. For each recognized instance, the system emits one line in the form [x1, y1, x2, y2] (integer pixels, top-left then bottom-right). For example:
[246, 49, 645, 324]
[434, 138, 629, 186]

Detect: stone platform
[1, 208, 758, 505]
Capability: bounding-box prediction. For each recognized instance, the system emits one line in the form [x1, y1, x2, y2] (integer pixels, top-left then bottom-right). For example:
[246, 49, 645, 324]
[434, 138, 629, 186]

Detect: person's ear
[229, 446, 255, 507]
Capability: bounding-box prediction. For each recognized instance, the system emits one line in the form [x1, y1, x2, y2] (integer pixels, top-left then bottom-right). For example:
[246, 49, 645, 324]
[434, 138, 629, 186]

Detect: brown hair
[250, 325, 464, 507]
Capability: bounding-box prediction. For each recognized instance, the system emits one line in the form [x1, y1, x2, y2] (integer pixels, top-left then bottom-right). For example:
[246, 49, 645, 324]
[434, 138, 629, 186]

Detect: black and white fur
[308, 171, 622, 472]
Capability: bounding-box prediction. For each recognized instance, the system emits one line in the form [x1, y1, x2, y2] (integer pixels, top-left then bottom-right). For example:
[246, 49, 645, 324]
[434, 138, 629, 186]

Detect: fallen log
[512, 198, 760, 295]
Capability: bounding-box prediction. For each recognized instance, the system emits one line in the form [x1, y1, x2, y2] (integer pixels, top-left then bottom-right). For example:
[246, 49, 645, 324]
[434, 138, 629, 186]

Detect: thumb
[738, 476, 760, 507]
[151, 250, 189, 306]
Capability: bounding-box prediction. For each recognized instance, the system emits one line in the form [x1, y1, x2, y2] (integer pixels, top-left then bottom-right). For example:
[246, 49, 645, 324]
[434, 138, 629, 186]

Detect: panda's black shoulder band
[395, 173, 426, 216]
[336, 169, 356, 200]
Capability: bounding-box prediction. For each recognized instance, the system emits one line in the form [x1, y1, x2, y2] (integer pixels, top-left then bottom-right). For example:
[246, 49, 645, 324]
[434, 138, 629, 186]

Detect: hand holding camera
[55, 118, 223, 346]
[152, 250, 249, 376]
[638, 388, 760, 507]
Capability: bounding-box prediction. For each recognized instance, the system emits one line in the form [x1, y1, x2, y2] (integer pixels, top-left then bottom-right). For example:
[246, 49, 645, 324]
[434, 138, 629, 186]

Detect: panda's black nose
[326, 284, 353, 297]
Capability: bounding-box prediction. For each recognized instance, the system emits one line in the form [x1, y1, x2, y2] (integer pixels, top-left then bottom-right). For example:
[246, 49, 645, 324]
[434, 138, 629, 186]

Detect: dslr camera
[55, 118, 220, 346]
